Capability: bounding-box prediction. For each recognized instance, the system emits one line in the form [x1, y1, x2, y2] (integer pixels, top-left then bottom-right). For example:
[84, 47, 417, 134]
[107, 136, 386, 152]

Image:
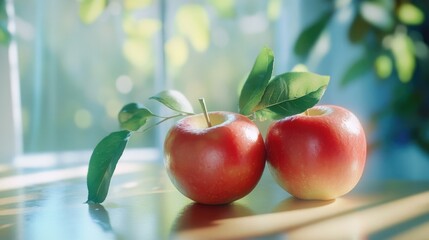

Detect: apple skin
[164, 111, 266, 205]
[265, 105, 366, 200]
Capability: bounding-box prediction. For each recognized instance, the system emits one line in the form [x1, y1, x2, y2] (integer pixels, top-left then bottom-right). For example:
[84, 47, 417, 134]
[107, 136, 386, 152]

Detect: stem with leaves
[86, 47, 331, 204]
[86, 90, 196, 204]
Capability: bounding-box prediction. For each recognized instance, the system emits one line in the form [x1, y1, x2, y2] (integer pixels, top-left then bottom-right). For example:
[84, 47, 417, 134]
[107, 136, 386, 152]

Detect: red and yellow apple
[265, 105, 366, 200]
[164, 111, 266, 205]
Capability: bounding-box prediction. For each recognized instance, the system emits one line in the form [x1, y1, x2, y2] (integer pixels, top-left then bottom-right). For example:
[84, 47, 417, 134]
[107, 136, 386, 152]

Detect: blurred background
[1, 0, 428, 180]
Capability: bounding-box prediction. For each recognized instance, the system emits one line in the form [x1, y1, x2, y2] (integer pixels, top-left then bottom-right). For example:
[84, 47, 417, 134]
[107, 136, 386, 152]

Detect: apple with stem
[265, 105, 367, 200]
[164, 99, 266, 205]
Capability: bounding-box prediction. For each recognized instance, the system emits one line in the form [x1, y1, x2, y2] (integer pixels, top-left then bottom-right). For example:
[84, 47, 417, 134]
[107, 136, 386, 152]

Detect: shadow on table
[171, 202, 254, 232]
[169, 197, 337, 239]
[88, 203, 114, 232]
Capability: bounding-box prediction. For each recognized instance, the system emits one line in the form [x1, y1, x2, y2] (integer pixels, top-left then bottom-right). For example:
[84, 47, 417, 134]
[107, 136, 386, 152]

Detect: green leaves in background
[208, 0, 235, 18]
[239, 48, 330, 120]
[374, 54, 392, 79]
[267, 0, 282, 21]
[294, 10, 332, 58]
[150, 90, 194, 114]
[340, 53, 373, 86]
[123, 0, 152, 11]
[396, 3, 424, 26]
[79, 0, 108, 24]
[239, 47, 274, 116]
[87, 130, 131, 204]
[255, 72, 330, 119]
[118, 103, 154, 131]
[176, 4, 210, 52]
[348, 13, 370, 43]
[338, 0, 424, 85]
[0, 21, 9, 44]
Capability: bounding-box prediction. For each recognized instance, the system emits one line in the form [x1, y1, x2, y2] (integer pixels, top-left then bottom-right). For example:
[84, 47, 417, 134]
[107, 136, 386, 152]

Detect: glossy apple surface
[164, 111, 266, 205]
[266, 105, 366, 200]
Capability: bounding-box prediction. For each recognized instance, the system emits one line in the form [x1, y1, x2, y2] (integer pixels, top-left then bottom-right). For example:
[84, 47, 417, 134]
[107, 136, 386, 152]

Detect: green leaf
[87, 130, 131, 204]
[79, 0, 108, 24]
[267, 0, 282, 21]
[239, 47, 274, 115]
[176, 4, 210, 52]
[122, 38, 152, 69]
[208, 0, 235, 18]
[149, 90, 194, 114]
[255, 72, 330, 118]
[374, 54, 392, 79]
[294, 11, 332, 58]
[118, 103, 155, 131]
[359, 1, 394, 31]
[391, 33, 415, 83]
[122, 16, 161, 39]
[397, 3, 425, 26]
[0, 24, 10, 44]
[348, 13, 370, 43]
[124, 0, 152, 11]
[340, 54, 373, 86]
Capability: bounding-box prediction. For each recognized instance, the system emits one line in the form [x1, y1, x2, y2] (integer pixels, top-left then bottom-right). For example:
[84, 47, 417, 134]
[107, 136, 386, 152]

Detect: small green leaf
[0, 24, 10, 44]
[176, 4, 210, 52]
[87, 130, 131, 204]
[374, 54, 392, 79]
[294, 11, 332, 58]
[118, 103, 155, 131]
[149, 90, 194, 114]
[340, 54, 373, 86]
[255, 72, 330, 118]
[239, 47, 274, 115]
[79, 0, 108, 24]
[397, 3, 424, 26]
[0, 1, 10, 45]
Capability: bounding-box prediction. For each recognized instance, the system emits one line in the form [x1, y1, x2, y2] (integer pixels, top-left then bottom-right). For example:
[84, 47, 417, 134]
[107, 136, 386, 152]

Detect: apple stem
[198, 98, 212, 128]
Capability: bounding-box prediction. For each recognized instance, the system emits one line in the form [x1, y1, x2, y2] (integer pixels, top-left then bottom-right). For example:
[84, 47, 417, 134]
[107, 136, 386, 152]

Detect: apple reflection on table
[169, 196, 337, 239]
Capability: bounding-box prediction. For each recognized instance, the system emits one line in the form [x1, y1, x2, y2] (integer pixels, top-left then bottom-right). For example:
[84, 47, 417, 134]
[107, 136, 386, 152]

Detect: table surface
[0, 151, 429, 240]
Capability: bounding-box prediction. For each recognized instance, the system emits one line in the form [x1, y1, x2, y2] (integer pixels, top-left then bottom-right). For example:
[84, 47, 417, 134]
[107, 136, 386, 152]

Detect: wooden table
[0, 151, 428, 239]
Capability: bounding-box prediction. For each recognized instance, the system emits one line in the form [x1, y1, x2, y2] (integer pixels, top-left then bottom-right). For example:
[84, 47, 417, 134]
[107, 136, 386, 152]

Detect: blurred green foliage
[294, 0, 429, 154]
[7, 0, 281, 152]
[79, 0, 108, 24]
[0, 0, 10, 44]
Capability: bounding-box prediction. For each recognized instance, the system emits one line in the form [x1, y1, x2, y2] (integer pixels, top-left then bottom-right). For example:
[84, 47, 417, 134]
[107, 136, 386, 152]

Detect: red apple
[164, 111, 266, 205]
[265, 105, 366, 200]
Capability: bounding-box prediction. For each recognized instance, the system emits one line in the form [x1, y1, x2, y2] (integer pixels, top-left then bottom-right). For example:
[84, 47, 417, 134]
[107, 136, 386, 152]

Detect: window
[4, 0, 287, 155]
